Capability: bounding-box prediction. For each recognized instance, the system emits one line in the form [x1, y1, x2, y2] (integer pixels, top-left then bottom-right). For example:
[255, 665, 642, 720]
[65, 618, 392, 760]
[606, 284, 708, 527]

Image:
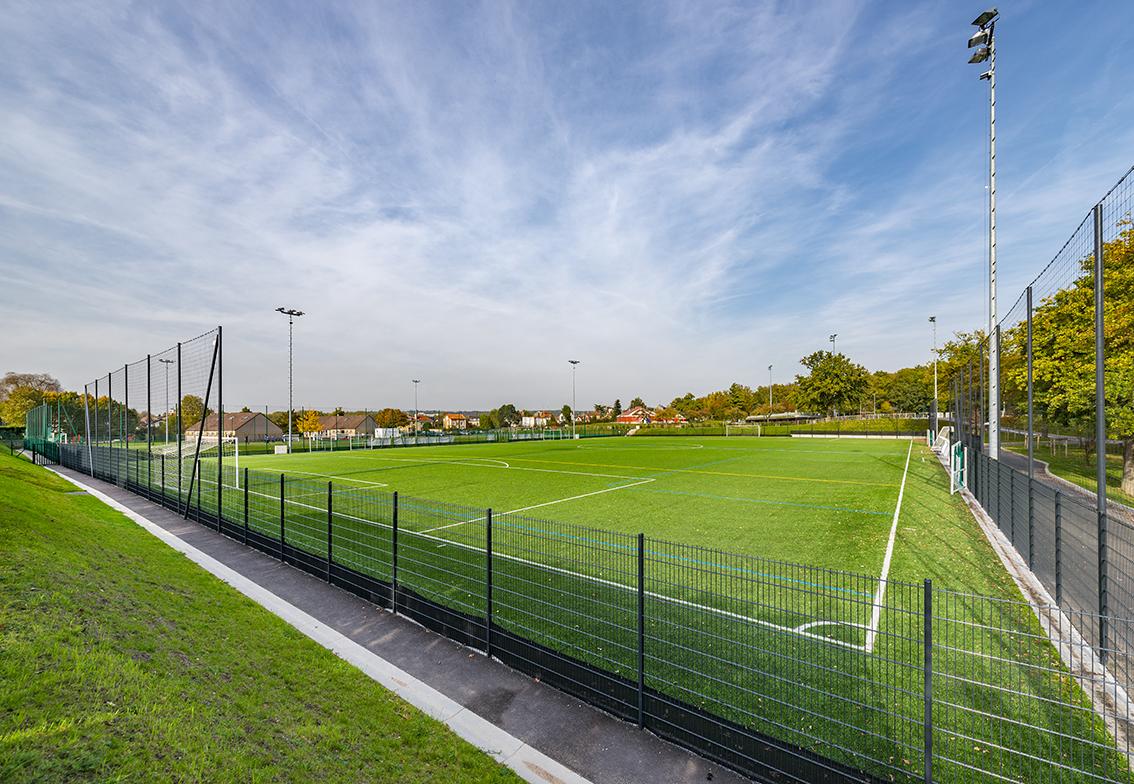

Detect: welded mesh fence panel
[492, 513, 639, 718]
[644, 541, 925, 782]
[396, 497, 487, 645]
[933, 589, 1134, 784]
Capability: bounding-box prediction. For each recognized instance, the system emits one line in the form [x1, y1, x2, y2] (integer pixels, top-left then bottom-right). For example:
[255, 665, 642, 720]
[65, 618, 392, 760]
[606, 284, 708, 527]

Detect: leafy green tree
[0, 372, 62, 426]
[612, 399, 622, 417]
[1005, 222, 1134, 493]
[795, 351, 869, 416]
[332, 406, 345, 416]
[561, 404, 572, 423]
[180, 395, 206, 431]
[629, 397, 646, 409]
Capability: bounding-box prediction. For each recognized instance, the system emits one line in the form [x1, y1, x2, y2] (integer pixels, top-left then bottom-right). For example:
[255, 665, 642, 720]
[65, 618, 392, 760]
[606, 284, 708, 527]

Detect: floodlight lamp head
[568, 359, 580, 366]
[929, 316, 936, 323]
[980, 70, 992, 80]
[967, 29, 990, 48]
[968, 47, 990, 64]
[972, 9, 998, 28]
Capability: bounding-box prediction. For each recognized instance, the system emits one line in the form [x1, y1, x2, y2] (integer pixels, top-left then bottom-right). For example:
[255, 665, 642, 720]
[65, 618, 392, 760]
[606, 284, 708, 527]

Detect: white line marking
[278, 470, 389, 487]
[419, 478, 657, 533]
[212, 479, 867, 649]
[864, 439, 913, 653]
[337, 454, 641, 481]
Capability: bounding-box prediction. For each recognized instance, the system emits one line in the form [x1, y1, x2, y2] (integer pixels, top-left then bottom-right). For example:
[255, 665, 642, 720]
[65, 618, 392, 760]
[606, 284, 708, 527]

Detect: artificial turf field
[239, 435, 957, 584]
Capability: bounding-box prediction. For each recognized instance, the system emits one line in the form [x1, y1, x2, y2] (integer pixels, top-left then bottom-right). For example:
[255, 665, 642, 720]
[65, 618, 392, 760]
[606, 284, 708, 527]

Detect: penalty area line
[419, 478, 657, 534]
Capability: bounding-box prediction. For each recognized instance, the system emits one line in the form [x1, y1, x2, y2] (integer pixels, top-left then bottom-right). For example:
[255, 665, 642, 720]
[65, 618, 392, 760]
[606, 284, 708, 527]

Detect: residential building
[317, 414, 377, 438]
[443, 413, 468, 430]
[197, 412, 283, 441]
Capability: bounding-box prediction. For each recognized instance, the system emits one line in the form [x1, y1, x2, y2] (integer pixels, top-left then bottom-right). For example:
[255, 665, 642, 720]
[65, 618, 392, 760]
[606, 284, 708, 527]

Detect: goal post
[949, 440, 966, 495]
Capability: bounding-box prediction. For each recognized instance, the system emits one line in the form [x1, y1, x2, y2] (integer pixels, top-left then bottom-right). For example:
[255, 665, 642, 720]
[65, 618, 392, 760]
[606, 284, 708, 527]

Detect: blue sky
[2, 1, 1132, 411]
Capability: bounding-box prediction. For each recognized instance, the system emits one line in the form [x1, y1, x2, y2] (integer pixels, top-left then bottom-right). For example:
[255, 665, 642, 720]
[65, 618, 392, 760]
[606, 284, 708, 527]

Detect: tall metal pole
[412, 379, 420, 435]
[276, 308, 304, 453]
[1093, 203, 1109, 658]
[929, 316, 938, 403]
[1026, 287, 1034, 478]
[768, 364, 773, 420]
[159, 358, 174, 443]
[568, 360, 580, 439]
[969, 10, 999, 455]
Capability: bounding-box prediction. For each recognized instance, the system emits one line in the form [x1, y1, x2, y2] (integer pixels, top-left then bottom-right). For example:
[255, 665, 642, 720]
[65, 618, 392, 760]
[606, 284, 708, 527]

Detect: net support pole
[391, 492, 399, 613]
[183, 332, 218, 521]
[243, 468, 249, 545]
[279, 473, 285, 562]
[1055, 491, 1063, 605]
[216, 326, 223, 532]
[83, 383, 93, 476]
[177, 343, 182, 514]
[106, 372, 112, 478]
[326, 481, 333, 583]
[1026, 286, 1035, 568]
[637, 532, 646, 729]
[122, 363, 128, 487]
[923, 579, 933, 784]
[485, 508, 493, 658]
[1093, 203, 1109, 661]
[147, 355, 152, 494]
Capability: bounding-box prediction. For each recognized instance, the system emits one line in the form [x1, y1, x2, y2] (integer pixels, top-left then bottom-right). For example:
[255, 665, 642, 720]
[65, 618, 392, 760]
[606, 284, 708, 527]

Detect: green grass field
[1004, 440, 1134, 506]
[0, 451, 520, 784]
[237, 435, 992, 586]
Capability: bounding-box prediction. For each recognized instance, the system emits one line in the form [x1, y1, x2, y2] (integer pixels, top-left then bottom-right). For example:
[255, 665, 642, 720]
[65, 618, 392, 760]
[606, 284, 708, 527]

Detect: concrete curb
[47, 467, 594, 784]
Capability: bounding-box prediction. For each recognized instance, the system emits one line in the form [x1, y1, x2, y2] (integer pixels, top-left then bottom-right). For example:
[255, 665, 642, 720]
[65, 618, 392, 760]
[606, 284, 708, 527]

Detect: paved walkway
[51, 466, 749, 784]
[998, 448, 1134, 524]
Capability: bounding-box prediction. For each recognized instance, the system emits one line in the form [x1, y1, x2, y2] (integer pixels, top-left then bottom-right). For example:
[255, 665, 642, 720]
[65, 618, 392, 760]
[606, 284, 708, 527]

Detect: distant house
[443, 413, 468, 430]
[521, 411, 553, 428]
[468, 416, 481, 428]
[198, 412, 283, 441]
[651, 412, 688, 426]
[317, 414, 377, 438]
[615, 406, 652, 425]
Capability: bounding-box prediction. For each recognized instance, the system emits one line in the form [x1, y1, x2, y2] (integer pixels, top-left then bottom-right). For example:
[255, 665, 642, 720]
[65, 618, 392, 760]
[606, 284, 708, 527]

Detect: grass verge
[0, 450, 520, 784]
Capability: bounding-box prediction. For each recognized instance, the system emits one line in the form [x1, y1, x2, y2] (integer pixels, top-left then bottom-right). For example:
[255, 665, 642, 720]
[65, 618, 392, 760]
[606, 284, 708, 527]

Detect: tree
[332, 406, 345, 416]
[795, 351, 869, 416]
[0, 372, 61, 402]
[630, 396, 646, 409]
[267, 411, 290, 430]
[240, 406, 252, 413]
[297, 409, 322, 436]
[374, 407, 409, 428]
[613, 399, 622, 417]
[0, 372, 62, 426]
[180, 395, 206, 431]
[1005, 221, 1134, 493]
[561, 404, 572, 424]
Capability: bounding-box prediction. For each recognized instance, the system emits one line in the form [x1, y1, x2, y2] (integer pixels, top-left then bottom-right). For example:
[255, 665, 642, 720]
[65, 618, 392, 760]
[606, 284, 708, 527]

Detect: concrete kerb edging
[46, 467, 593, 784]
[932, 449, 1134, 766]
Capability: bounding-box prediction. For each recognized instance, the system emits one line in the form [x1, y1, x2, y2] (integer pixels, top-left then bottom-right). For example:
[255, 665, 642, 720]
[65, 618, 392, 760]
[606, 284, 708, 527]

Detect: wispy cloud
[2, 0, 1132, 410]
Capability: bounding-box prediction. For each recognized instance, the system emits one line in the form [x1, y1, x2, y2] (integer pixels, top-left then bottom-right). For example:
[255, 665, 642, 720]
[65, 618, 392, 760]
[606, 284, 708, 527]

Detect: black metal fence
[18, 308, 1134, 783]
[17, 430, 1125, 783]
[946, 166, 1134, 707]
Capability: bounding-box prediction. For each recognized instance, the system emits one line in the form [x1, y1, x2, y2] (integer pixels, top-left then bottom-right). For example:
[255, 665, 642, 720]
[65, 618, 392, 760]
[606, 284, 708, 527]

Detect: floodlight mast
[929, 316, 938, 405]
[412, 380, 421, 436]
[829, 334, 837, 353]
[767, 364, 773, 422]
[969, 8, 1000, 456]
[276, 307, 304, 452]
[158, 358, 174, 443]
[568, 360, 581, 439]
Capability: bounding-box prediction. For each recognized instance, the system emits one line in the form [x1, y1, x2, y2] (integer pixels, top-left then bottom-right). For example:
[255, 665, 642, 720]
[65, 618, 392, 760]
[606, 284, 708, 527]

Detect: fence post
[326, 480, 333, 583]
[216, 326, 223, 533]
[1055, 491, 1063, 605]
[160, 454, 166, 507]
[391, 491, 399, 613]
[243, 467, 249, 545]
[486, 508, 493, 657]
[279, 473, 285, 562]
[147, 354, 152, 495]
[1093, 203, 1109, 663]
[637, 532, 646, 729]
[1026, 286, 1035, 568]
[923, 579, 933, 784]
[176, 342, 182, 514]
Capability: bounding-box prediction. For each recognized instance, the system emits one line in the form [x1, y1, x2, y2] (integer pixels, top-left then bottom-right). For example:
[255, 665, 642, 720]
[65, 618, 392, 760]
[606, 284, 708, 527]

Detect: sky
[2, 1, 1133, 412]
